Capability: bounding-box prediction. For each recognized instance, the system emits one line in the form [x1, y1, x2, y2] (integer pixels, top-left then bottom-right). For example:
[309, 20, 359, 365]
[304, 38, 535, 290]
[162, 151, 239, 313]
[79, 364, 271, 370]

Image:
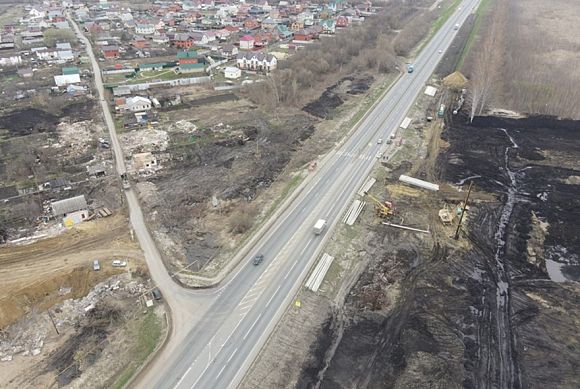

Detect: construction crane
[363, 191, 394, 218]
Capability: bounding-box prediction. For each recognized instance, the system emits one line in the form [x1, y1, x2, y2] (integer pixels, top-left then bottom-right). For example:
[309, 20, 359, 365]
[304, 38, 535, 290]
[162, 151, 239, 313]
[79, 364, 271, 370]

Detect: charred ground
[294, 114, 580, 389]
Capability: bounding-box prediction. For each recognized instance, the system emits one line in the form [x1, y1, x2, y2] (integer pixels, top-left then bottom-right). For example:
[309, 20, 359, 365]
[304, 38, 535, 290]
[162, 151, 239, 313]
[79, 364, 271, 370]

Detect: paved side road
[67, 15, 209, 375]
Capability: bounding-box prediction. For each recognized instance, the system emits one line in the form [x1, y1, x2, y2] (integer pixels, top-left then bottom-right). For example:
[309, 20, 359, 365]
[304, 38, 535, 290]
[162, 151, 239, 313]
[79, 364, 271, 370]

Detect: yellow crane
[363, 191, 394, 218]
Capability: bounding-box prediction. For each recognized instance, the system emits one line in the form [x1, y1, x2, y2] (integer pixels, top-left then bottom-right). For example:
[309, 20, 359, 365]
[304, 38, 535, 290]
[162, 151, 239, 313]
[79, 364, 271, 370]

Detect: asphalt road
[71, 0, 479, 387]
[149, 1, 481, 388]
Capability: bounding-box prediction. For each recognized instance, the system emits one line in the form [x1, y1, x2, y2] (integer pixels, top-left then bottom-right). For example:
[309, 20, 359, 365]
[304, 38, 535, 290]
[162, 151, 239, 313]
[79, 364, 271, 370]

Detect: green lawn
[111, 310, 162, 389]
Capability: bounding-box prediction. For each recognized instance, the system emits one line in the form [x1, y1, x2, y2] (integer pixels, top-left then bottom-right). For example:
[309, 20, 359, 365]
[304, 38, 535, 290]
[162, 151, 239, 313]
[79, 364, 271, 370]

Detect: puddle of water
[545, 259, 567, 282]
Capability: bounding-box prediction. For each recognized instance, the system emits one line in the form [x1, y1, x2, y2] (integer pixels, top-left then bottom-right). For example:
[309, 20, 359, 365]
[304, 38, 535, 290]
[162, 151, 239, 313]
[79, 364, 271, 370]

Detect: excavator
[363, 191, 394, 218]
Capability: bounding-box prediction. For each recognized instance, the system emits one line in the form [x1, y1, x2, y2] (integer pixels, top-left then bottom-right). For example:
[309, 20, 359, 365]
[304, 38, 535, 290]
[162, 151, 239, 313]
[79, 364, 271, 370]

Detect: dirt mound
[442, 71, 468, 90]
[0, 109, 59, 136]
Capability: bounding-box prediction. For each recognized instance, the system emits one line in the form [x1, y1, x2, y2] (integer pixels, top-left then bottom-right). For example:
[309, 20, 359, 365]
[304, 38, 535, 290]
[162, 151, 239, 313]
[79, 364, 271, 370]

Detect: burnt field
[297, 115, 580, 389]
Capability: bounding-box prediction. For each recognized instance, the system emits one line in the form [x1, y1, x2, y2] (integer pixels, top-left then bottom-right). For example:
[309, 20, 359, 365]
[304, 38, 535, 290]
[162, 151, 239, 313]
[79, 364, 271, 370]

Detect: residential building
[102, 45, 120, 58]
[136, 23, 155, 35]
[51, 195, 88, 226]
[236, 52, 277, 72]
[132, 152, 158, 172]
[239, 35, 255, 50]
[124, 96, 152, 112]
[224, 66, 241, 79]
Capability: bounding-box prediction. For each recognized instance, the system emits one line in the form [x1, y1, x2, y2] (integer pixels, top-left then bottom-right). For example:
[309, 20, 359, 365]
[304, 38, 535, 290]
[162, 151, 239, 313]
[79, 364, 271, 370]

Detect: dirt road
[0, 215, 142, 329]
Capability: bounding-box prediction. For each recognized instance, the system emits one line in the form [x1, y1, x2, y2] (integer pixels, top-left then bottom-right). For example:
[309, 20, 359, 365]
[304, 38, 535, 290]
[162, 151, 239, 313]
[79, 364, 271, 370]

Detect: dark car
[151, 288, 162, 300]
[253, 254, 264, 266]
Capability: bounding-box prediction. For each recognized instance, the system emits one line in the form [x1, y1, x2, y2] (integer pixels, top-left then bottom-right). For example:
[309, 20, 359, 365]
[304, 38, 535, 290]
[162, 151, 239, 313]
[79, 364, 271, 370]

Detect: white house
[136, 23, 155, 35]
[236, 52, 277, 72]
[51, 195, 88, 226]
[224, 66, 241, 79]
[124, 96, 152, 112]
[239, 35, 254, 50]
[54, 74, 81, 86]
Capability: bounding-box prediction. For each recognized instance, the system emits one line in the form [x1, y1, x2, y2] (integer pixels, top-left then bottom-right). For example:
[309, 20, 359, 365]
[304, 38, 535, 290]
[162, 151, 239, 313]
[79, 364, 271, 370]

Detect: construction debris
[343, 200, 365, 225]
[381, 222, 430, 234]
[305, 253, 334, 292]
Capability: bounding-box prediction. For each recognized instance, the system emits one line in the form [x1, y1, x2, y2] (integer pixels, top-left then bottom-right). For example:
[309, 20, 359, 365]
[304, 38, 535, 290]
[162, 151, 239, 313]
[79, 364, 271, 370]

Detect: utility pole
[47, 310, 60, 335]
[454, 181, 474, 240]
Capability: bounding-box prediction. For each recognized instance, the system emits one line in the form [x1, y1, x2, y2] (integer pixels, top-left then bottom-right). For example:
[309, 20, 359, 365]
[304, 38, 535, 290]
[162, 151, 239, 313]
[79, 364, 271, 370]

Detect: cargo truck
[313, 219, 327, 235]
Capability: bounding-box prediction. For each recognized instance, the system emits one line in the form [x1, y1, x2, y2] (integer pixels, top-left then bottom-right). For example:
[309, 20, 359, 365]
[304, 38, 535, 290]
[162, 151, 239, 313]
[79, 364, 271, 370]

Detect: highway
[149, 1, 481, 388]
[71, 0, 479, 387]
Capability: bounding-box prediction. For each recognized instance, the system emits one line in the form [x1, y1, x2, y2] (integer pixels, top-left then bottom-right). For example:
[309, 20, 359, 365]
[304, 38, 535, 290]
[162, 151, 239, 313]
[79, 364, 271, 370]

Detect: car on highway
[253, 254, 264, 266]
[377, 138, 383, 144]
[112, 260, 127, 267]
[438, 49, 443, 54]
[93, 259, 100, 271]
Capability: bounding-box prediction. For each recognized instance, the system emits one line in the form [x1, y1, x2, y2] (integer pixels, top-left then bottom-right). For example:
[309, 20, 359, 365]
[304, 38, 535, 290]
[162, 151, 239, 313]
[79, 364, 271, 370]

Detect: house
[293, 29, 313, 42]
[173, 33, 194, 48]
[51, 195, 88, 226]
[277, 24, 293, 39]
[58, 50, 75, 62]
[320, 19, 336, 34]
[136, 23, 155, 35]
[336, 15, 349, 28]
[290, 20, 304, 31]
[177, 50, 200, 65]
[54, 74, 81, 87]
[62, 67, 80, 76]
[191, 31, 212, 44]
[224, 66, 241, 79]
[139, 62, 169, 72]
[36, 48, 60, 60]
[261, 18, 277, 30]
[132, 152, 158, 172]
[220, 44, 238, 58]
[102, 45, 120, 59]
[124, 96, 152, 112]
[132, 36, 149, 49]
[87, 163, 106, 178]
[243, 18, 260, 30]
[56, 42, 72, 50]
[152, 34, 170, 45]
[236, 52, 277, 72]
[239, 35, 255, 50]
[66, 84, 87, 96]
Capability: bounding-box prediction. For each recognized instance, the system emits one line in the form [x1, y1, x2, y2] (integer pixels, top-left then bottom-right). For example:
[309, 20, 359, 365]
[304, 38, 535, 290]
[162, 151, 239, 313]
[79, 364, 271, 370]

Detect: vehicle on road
[93, 259, 100, 271]
[313, 219, 327, 235]
[454, 23, 460, 30]
[377, 138, 383, 144]
[112, 260, 127, 267]
[152, 288, 162, 300]
[407, 64, 414, 73]
[438, 49, 443, 54]
[252, 254, 264, 266]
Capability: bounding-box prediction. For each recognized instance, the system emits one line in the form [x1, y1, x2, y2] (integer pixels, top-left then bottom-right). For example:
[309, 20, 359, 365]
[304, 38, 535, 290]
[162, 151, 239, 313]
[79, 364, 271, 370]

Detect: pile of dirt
[0, 109, 59, 136]
[303, 75, 374, 119]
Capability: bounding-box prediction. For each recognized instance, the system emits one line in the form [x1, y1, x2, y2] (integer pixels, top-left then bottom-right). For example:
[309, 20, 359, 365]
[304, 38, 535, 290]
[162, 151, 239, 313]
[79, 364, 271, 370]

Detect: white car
[112, 260, 127, 267]
[377, 138, 383, 144]
[438, 49, 443, 54]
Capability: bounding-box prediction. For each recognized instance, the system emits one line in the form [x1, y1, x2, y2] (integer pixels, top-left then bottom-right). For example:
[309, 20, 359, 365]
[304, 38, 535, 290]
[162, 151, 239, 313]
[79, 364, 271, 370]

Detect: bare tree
[469, 1, 508, 121]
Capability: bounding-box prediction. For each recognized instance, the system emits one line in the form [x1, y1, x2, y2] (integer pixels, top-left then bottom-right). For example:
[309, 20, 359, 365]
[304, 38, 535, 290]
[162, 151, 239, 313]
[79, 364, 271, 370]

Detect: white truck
[313, 219, 327, 235]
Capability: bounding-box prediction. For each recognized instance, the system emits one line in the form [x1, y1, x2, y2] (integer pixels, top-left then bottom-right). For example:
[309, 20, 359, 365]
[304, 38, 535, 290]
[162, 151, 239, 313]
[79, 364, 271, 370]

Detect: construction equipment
[439, 201, 469, 225]
[364, 191, 394, 218]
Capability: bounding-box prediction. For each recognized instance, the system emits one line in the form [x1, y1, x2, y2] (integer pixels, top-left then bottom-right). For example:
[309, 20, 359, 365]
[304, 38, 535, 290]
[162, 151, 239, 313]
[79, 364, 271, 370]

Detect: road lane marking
[243, 314, 262, 340]
[299, 239, 313, 256]
[216, 365, 227, 380]
[174, 366, 192, 389]
[289, 260, 298, 273]
[227, 348, 238, 363]
[266, 285, 282, 308]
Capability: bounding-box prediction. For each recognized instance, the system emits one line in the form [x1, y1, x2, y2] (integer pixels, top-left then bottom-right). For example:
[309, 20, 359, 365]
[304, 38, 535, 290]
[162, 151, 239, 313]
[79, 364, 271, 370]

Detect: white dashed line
[243, 314, 262, 340]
